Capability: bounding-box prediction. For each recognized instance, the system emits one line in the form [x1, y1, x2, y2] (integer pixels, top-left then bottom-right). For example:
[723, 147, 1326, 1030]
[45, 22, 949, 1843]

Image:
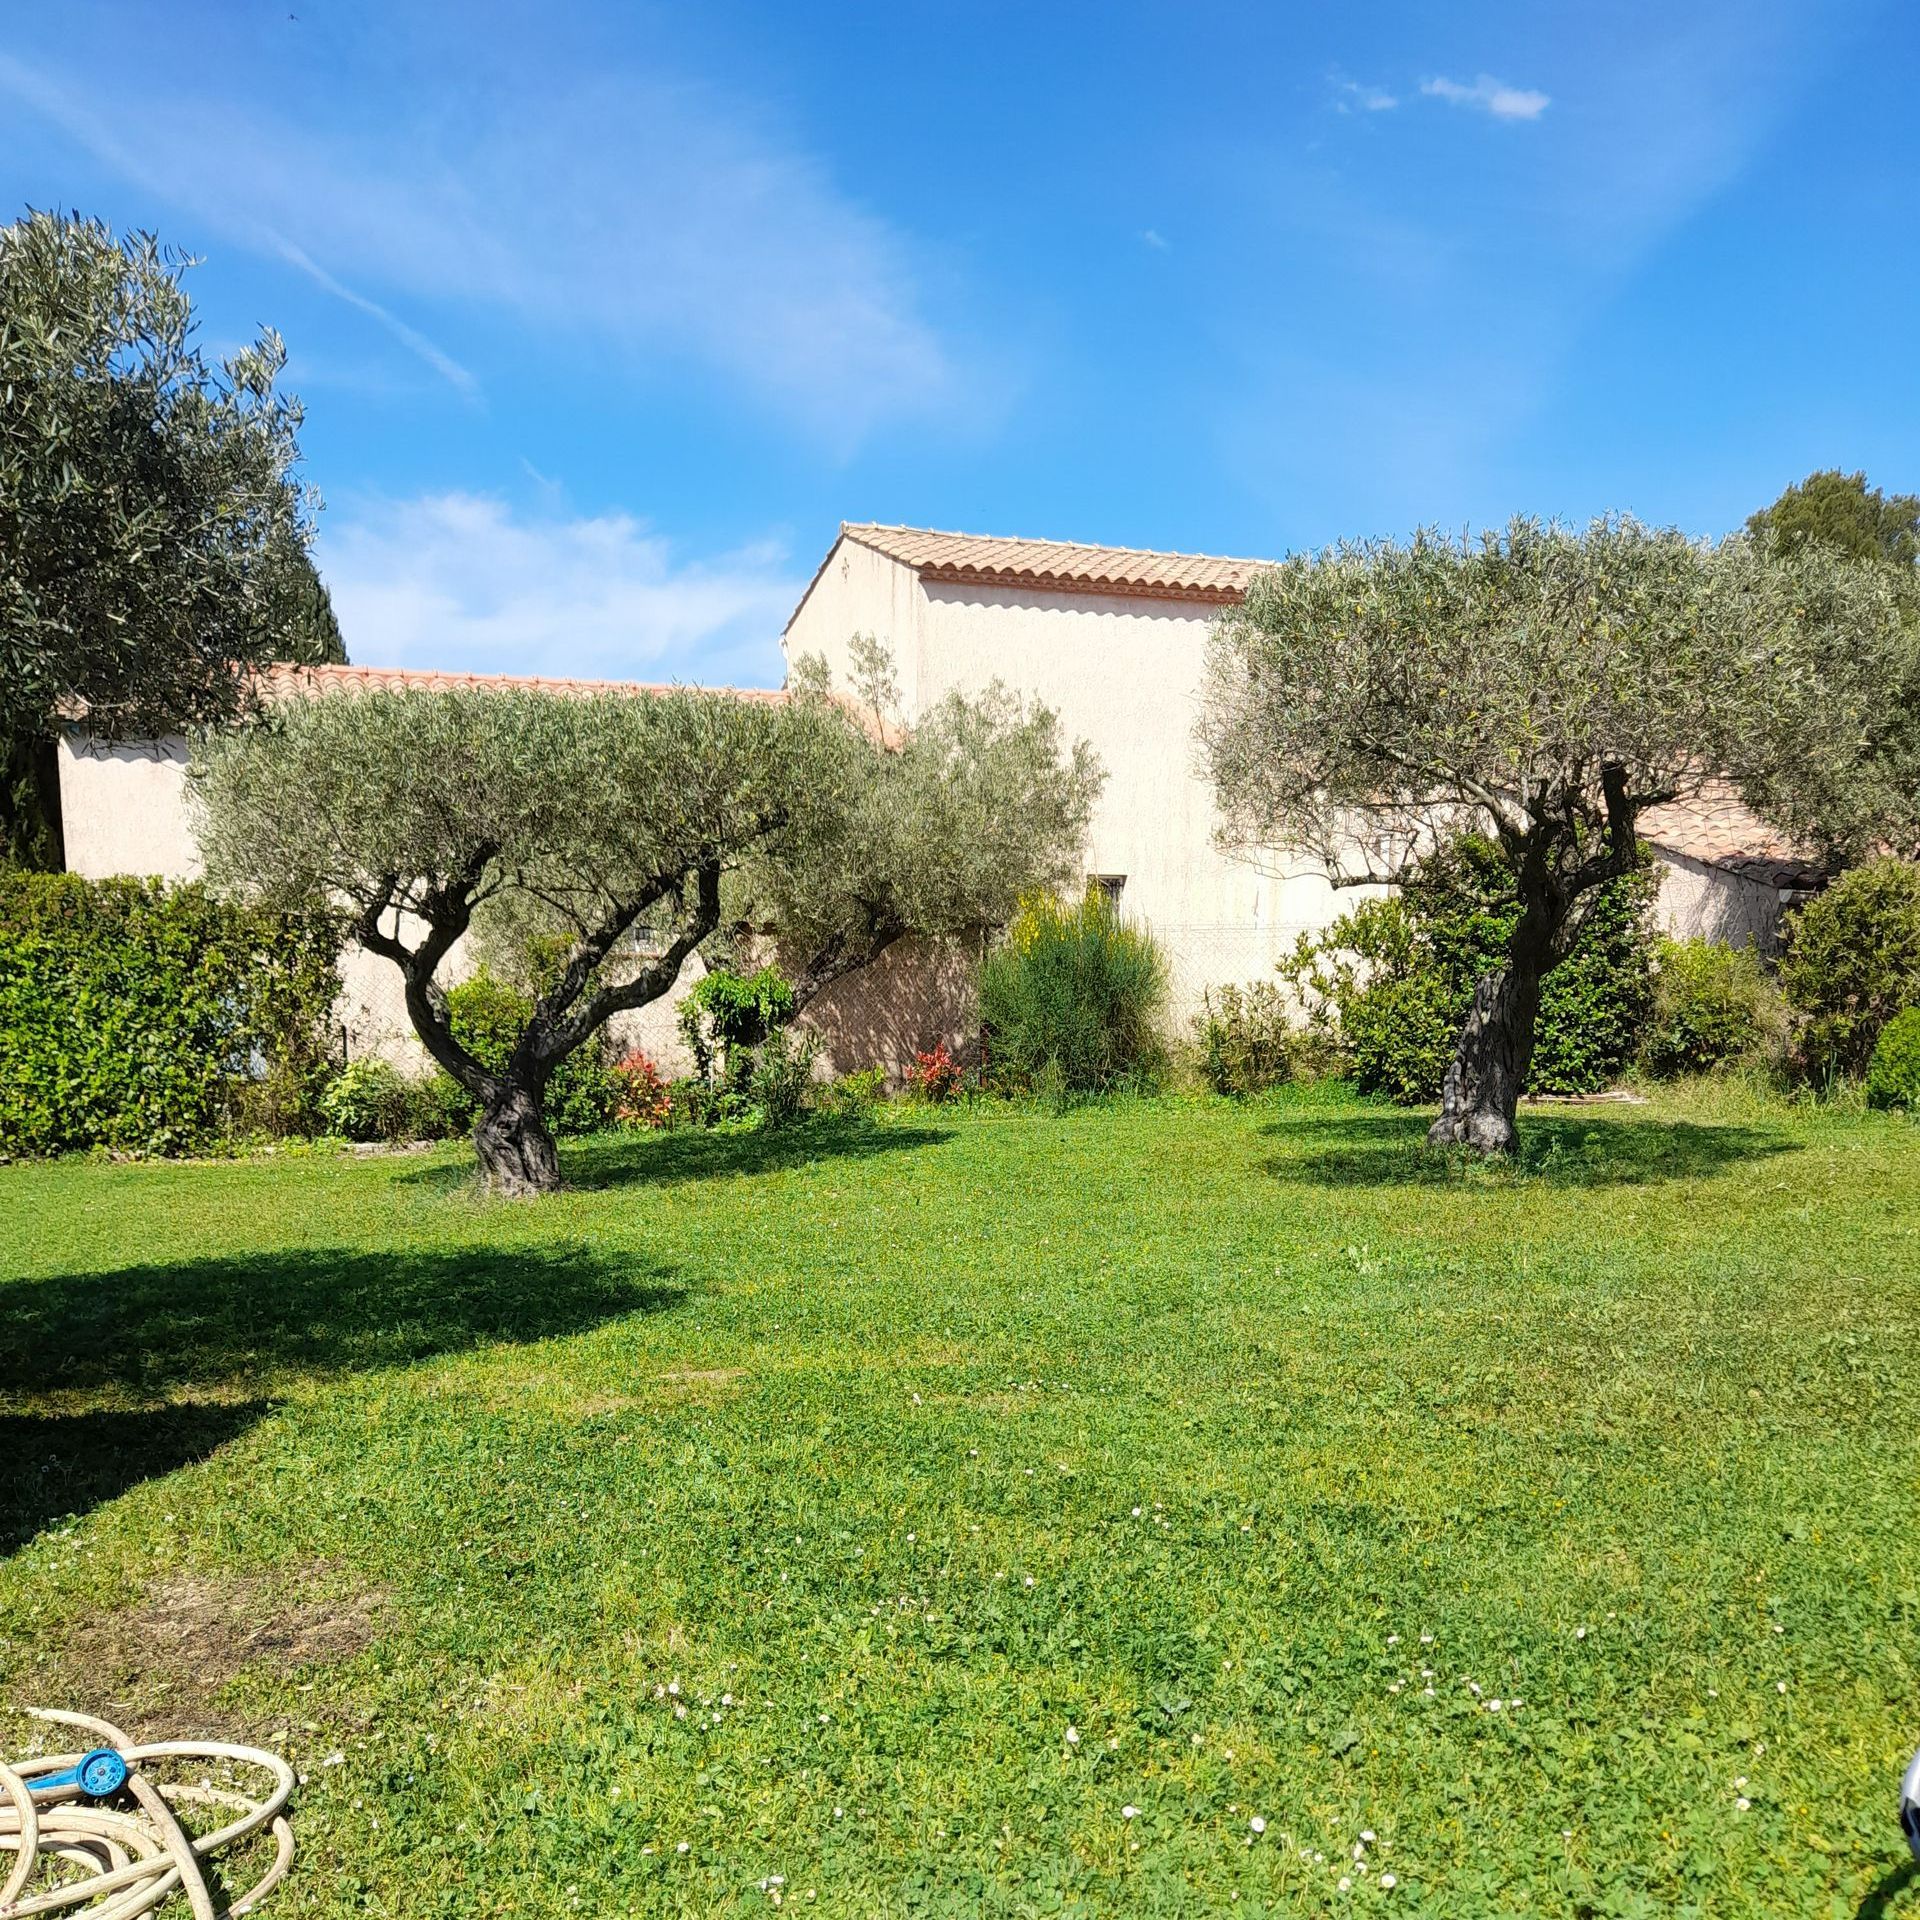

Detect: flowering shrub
[909, 1041, 962, 1103]
[611, 1048, 672, 1129]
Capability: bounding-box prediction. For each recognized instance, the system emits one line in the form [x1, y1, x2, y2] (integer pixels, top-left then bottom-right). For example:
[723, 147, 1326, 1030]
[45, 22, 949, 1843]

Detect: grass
[2, 1082, 1918, 1917]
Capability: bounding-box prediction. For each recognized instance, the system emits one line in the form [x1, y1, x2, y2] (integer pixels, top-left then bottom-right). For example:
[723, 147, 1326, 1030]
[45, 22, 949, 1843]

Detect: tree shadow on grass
[1, 1245, 682, 1552]
[1257, 1108, 1801, 1189]
[0, 1400, 270, 1557]
[1, 1246, 682, 1402]
[1855, 1861, 1915, 1920]
[402, 1116, 954, 1196]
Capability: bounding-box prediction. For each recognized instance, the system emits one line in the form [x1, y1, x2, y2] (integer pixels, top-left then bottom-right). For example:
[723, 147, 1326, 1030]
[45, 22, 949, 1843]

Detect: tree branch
[787, 911, 909, 1014]
[537, 860, 722, 1065]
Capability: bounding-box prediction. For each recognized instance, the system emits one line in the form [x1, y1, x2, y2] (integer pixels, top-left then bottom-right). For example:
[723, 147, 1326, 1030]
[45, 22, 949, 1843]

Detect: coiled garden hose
[1, 1708, 293, 1918]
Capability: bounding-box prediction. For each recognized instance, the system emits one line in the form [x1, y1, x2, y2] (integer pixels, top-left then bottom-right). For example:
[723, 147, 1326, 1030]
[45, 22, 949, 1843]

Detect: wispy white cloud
[268, 239, 477, 398]
[0, 45, 980, 447]
[1140, 228, 1170, 251]
[1420, 74, 1551, 121]
[1333, 79, 1400, 114]
[317, 495, 799, 686]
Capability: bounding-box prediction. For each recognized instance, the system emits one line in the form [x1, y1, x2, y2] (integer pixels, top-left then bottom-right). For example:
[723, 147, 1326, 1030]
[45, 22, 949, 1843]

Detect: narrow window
[1089, 874, 1126, 908]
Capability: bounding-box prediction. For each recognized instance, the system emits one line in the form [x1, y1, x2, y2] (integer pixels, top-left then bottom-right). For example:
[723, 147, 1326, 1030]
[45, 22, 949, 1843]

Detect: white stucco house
[56, 522, 1819, 1073]
[782, 524, 1820, 983]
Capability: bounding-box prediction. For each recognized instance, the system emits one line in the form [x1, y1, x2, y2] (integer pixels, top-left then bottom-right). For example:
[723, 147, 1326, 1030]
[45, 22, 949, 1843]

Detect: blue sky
[6, 0, 1916, 685]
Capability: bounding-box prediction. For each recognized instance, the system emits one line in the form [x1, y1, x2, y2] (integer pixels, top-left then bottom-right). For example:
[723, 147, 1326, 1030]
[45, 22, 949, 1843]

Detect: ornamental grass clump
[978, 889, 1168, 1096]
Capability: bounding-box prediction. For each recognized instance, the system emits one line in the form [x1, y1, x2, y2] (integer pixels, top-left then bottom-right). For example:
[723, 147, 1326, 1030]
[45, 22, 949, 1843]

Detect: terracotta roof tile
[261, 663, 786, 703]
[836, 523, 1273, 606]
[1640, 781, 1821, 886]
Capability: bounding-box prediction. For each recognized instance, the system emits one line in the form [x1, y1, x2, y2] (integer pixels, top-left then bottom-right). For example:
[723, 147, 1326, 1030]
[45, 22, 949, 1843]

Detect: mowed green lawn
[2, 1086, 1918, 1917]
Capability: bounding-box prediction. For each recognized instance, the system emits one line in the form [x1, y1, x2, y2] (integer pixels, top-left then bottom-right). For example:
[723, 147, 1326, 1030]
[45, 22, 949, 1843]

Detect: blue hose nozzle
[30, 1747, 130, 1800]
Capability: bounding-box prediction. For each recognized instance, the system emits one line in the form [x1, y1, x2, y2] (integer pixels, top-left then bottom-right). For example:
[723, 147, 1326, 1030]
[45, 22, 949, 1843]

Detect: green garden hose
[0, 1709, 293, 1918]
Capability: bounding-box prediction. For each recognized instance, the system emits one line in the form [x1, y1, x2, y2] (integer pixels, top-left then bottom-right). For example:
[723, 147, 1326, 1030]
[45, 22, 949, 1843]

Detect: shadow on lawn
[1856, 1861, 1916, 1920]
[1258, 1108, 1800, 1189]
[0, 1245, 682, 1401]
[1, 1245, 681, 1552]
[403, 1116, 954, 1196]
[0, 1400, 269, 1557]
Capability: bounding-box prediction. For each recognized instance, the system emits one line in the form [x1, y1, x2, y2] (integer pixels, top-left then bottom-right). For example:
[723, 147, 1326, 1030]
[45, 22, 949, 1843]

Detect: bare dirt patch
[35, 1564, 386, 1727]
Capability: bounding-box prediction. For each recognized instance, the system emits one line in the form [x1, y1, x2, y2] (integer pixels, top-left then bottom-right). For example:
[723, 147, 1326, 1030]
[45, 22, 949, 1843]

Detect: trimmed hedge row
[0, 871, 341, 1155]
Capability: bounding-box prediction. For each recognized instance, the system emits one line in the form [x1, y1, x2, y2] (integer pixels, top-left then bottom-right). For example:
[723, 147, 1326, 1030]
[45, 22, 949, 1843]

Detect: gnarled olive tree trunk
[1426, 962, 1545, 1153]
[473, 1082, 562, 1198]
[1425, 784, 1636, 1155]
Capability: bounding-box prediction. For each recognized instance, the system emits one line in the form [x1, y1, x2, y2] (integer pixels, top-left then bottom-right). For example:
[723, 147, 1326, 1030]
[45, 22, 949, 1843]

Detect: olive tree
[193, 684, 830, 1195]
[1, 212, 339, 866]
[1732, 526, 1920, 864]
[1199, 517, 1791, 1153]
[737, 645, 1103, 1012]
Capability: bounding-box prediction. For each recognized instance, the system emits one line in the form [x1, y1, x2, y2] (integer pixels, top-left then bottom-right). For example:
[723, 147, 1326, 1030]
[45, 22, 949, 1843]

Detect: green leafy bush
[426, 971, 619, 1136]
[1640, 937, 1785, 1078]
[678, 966, 795, 1085]
[320, 1058, 412, 1142]
[1779, 858, 1920, 1080]
[1866, 1007, 1920, 1110]
[749, 1027, 822, 1129]
[821, 1065, 886, 1119]
[407, 1071, 475, 1141]
[1193, 980, 1322, 1095]
[1279, 835, 1657, 1104]
[979, 889, 1168, 1095]
[0, 871, 340, 1155]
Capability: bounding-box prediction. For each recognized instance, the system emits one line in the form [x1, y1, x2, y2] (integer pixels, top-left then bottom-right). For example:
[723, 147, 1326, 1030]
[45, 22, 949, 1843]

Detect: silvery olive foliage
[191, 661, 1098, 1190]
[1731, 532, 1920, 864]
[747, 643, 1103, 1009]
[192, 685, 823, 1191]
[1198, 517, 1854, 1148]
[0, 210, 339, 862]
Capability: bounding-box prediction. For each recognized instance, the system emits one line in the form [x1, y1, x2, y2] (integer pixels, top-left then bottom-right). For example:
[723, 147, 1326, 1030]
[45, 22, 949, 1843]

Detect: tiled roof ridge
[262, 662, 786, 701]
[840, 521, 1277, 573]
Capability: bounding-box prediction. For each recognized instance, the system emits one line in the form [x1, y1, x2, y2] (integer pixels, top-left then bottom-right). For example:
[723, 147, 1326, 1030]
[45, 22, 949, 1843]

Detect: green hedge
[0, 871, 341, 1155]
[1281, 835, 1658, 1103]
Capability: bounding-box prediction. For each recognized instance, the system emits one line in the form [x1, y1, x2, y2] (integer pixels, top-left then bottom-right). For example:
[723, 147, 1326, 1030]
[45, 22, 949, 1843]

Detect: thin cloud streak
[0, 46, 979, 448]
[1420, 74, 1551, 121]
[268, 238, 477, 398]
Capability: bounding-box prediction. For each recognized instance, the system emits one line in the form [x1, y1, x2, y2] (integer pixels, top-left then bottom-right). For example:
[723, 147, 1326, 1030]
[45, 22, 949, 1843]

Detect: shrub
[908, 1041, 962, 1103]
[610, 1048, 671, 1129]
[1779, 858, 1920, 1080]
[1194, 980, 1303, 1095]
[821, 1065, 887, 1119]
[407, 1071, 475, 1141]
[978, 889, 1168, 1094]
[678, 966, 795, 1087]
[1866, 1007, 1920, 1110]
[1640, 938, 1785, 1078]
[1279, 835, 1657, 1103]
[749, 1027, 821, 1129]
[0, 871, 341, 1155]
[435, 970, 619, 1136]
[320, 1058, 412, 1142]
